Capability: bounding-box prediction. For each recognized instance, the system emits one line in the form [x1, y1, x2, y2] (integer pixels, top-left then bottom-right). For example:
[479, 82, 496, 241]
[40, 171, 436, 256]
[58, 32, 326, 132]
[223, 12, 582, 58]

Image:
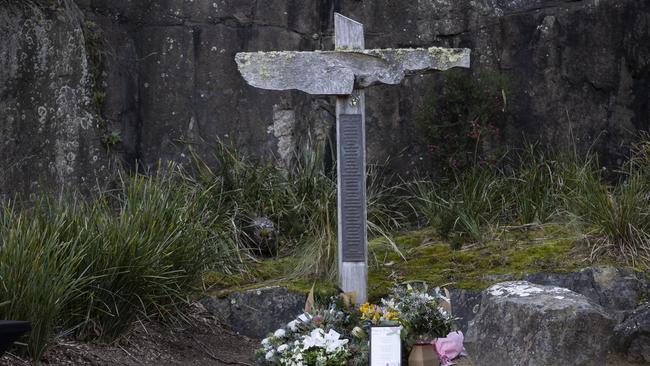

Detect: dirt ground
[0, 304, 258, 366]
[0, 303, 639, 366]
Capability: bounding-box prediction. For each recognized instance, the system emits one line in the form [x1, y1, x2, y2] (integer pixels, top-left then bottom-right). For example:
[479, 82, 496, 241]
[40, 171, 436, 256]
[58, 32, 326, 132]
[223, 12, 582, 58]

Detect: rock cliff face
[0, 0, 111, 196]
[1, 0, 649, 194]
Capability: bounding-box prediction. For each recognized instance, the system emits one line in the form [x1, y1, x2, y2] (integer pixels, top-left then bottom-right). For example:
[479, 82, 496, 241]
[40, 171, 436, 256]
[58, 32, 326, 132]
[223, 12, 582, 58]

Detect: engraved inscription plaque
[339, 114, 366, 262]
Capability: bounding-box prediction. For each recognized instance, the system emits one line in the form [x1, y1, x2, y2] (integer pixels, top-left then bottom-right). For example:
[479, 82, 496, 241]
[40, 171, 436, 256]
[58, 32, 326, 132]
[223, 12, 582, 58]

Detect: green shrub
[419, 70, 512, 174]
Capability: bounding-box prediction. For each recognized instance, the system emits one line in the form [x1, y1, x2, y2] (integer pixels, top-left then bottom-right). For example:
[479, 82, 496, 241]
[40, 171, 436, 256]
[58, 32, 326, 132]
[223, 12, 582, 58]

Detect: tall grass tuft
[408, 141, 650, 263]
[505, 145, 563, 224]
[408, 165, 507, 246]
[71, 171, 218, 340]
[0, 166, 241, 359]
[564, 157, 650, 264]
[189, 139, 406, 281]
[0, 201, 91, 359]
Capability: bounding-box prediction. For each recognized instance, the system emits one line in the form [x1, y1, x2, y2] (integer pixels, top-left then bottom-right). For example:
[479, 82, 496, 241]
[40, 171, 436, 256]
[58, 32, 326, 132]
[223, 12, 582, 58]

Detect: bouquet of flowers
[255, 284, 456, 365]
[359, 302, 400, 325]
[387, 284, 455, 342]
[256, 300, 367, 366]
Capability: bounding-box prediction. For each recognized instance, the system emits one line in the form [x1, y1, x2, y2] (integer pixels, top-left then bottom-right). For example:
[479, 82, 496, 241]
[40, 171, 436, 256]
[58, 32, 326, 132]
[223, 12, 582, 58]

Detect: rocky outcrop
[451, 267, 648, 333]
[614, 303, 650, 364]
[0, 1, 111, 197]
[524, 267, 648, 318]
[449, 288, 482, 333]
[1, 0, 649, 194]
[465, 281, 616, 366]
[199, 286, 306, 339]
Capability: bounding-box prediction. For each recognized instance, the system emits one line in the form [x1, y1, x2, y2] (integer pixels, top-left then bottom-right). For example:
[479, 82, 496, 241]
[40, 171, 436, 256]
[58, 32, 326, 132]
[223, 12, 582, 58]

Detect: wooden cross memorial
[236, 14, 470, 304]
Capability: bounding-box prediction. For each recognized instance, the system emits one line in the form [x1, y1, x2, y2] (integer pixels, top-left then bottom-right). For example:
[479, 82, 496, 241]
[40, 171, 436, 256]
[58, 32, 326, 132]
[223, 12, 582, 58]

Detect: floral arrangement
[387, 284, 455, 342]
[256, 284, 456, 365]
[256, 302, 368, 366]
[261, 326, 351, 365]
[359, 302, 400, 325]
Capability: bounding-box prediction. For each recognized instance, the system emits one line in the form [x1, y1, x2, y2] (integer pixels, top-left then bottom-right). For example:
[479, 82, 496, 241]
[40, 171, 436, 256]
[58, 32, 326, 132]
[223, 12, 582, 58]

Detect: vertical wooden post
[335, 13, 367, 304]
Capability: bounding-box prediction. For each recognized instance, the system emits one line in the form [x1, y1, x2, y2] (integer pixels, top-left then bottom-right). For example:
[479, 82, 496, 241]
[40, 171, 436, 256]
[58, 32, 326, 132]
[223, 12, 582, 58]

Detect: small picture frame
[370, 325, 402, 366]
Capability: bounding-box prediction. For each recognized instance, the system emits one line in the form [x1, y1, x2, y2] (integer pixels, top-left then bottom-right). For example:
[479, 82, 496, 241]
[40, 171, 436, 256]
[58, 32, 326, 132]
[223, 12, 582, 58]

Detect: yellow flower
[386, 311, 399, 320]
[360, 302, 370, 313]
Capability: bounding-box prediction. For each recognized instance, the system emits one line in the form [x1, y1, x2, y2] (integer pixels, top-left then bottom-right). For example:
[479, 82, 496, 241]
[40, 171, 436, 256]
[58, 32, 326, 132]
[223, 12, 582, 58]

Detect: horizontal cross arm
[236, 47, 471, 95]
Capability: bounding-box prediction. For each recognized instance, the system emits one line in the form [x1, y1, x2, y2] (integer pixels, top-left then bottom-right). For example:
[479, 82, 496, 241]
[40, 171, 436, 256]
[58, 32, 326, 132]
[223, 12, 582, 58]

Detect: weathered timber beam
[235, 47, 471, 95]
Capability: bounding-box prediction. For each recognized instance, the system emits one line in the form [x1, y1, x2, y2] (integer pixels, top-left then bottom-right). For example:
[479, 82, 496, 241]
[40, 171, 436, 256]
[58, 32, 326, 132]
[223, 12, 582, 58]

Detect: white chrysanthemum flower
[323, 329, 349, 353]
[277, 344, 288, 353]
[265, 350, 274, 360]
[288, 320, 298, 332]
[303, 329, 326, 349]
[381, 298, 397, 309]
[324, 329, 340, 342]
[274, 328, 286, 338]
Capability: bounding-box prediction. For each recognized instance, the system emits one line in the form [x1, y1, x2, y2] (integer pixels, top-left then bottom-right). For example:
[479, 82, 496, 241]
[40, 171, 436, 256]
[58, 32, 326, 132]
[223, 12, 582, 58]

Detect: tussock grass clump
[70, 173, 222, 340]
[564, 157, 650, 264]
[0, 168, 239, 360]
[191, 141, 406, 281]
[408, 142, 650, 265]
[0, 201, 91, 359]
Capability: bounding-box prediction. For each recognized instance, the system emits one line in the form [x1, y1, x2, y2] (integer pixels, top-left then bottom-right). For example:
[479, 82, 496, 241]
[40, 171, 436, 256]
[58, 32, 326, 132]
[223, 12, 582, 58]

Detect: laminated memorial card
[370, 326, 402, 366]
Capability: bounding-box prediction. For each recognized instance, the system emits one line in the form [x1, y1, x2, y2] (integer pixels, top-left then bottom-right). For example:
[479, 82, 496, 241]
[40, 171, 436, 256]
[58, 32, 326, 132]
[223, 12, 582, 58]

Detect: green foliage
[420, 70, 512, 174]
[0, 168, 240, 359]
[408, 162, 511, 246]
[504, 145, 565, 224]
[4, 133, 650, 362]
[564, 158, 650, 264]
[190, 140, 405, 281]
[71, 173, 220, 340]
[101, 130, 121, 148]
[407, 140, 650, 263]
[0, 202, 91, 359]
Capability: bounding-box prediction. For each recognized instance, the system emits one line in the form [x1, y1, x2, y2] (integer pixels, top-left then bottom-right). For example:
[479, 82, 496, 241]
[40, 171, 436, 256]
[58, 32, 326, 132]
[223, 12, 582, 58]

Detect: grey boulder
[200, 286, 306, 339]
[614, 303, 650, 363]
[449, 288, 482, 333]
[524, 267, 648, 315]
[466, 281, 615, 366]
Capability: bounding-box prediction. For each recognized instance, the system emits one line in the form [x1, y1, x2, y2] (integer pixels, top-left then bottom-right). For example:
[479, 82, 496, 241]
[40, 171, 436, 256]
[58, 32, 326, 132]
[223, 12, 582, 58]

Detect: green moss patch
[207, 224, 631, 301]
